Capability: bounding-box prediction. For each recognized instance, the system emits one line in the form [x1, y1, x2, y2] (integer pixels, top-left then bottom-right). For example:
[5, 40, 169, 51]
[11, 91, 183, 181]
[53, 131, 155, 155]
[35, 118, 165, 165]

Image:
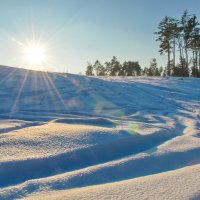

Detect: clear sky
[0, 0, 200, 74]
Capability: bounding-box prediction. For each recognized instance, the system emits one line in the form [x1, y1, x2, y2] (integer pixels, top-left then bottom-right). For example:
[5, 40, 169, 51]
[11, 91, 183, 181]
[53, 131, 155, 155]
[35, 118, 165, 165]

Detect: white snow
[26, 164, 200, 200]
[0, 65, 200, 199]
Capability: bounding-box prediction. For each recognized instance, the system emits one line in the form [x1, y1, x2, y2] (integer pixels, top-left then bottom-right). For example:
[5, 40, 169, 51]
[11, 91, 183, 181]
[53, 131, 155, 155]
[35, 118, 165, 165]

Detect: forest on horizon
[85, 10, 200, 78]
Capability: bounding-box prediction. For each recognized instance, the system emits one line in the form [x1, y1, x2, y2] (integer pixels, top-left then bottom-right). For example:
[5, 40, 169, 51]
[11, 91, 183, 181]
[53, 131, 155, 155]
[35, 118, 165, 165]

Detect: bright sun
[24, 44, 46, 65]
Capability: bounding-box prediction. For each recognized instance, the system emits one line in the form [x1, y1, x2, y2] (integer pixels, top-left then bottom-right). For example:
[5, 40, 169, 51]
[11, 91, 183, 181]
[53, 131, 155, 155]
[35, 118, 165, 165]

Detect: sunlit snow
[0, 65, 200, 199]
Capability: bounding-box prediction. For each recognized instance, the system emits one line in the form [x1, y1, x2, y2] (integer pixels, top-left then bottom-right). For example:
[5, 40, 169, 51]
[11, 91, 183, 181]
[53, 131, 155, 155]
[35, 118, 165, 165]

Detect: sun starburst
[24, 43, 46, 65]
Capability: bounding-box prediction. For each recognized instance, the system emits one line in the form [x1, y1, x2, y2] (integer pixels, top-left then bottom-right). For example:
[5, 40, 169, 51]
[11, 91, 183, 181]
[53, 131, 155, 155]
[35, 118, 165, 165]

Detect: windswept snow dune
[0, 66, 200, 199]
[25, 164, 200, 200]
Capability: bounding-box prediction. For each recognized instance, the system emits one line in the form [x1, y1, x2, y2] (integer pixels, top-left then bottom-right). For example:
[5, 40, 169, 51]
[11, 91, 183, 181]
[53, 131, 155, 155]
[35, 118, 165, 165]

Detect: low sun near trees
[86, 10, 200, 78]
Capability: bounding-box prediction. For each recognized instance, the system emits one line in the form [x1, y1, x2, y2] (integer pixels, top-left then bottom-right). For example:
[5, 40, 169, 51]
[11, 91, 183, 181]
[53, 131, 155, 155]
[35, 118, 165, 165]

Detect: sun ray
[39, 71, 68, 112]
[0, 67, 18, 85]
[45, 73, 67, 108]
[11, 70, 29, 115]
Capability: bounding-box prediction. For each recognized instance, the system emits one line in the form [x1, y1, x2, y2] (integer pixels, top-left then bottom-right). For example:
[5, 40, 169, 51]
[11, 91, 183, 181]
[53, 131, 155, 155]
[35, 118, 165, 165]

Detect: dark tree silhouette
[155, 16, 173, 76]
[85, 62, 94, 76]
[109, 56, 121, 76]
[93, 60, 105, 76]
[123, 61, 141, 76]
[155, 10, 200, 77]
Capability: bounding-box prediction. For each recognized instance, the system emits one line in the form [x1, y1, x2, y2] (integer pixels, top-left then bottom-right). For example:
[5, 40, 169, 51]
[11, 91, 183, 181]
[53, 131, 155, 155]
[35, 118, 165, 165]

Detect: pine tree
[149, 58, 158, 76]
[109, 56, 121, 76]
[85, 62, 94, 76]
[93, 60, 106, 76]
[190, 15, 200, 77]
[155, 16, 173, 76]
[123, 61, 141, 76]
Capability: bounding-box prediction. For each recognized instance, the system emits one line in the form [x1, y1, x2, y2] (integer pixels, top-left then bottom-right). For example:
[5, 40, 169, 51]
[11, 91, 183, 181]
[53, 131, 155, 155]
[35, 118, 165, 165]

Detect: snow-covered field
[0, 65, 200, 199]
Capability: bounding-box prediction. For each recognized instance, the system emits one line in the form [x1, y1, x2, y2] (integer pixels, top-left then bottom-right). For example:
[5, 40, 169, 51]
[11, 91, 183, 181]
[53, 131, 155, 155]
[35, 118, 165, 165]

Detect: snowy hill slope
[0, 66, 200, 199]
[26, 164, 200, 200]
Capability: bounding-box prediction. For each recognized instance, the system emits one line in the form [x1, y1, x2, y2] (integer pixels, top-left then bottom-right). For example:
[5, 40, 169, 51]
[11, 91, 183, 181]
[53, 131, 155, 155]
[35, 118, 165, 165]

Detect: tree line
[86, 56, 141, 76]
[86, 56, 163, 76]
[85, 10, 200, 78]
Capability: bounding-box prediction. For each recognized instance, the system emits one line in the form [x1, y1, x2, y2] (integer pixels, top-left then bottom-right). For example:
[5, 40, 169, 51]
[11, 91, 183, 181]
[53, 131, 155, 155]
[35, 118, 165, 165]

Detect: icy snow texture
[0, 65, 200, 199]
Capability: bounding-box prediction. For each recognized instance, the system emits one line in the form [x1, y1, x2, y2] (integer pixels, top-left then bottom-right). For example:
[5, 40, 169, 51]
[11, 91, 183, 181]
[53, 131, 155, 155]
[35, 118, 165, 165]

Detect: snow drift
[0, 65, 200, 199]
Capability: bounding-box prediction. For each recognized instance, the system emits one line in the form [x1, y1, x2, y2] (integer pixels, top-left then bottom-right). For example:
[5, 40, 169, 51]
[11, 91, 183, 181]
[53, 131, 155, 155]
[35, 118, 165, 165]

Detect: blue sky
[0, 0, 200, 73]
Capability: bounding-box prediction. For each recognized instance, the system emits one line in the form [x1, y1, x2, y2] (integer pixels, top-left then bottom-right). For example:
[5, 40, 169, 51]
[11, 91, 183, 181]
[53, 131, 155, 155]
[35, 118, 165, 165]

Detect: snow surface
[26, 164, 200, 200]
[0, 65, 200, 199]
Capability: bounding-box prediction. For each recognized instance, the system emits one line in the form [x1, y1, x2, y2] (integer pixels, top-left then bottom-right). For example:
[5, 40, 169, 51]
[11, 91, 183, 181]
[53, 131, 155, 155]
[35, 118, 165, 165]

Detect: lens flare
[127, 122, 140, 135]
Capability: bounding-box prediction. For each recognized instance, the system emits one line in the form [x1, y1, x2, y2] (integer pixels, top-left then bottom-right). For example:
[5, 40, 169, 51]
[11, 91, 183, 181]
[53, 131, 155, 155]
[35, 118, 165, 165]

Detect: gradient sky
[0, 0, 200, 74]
